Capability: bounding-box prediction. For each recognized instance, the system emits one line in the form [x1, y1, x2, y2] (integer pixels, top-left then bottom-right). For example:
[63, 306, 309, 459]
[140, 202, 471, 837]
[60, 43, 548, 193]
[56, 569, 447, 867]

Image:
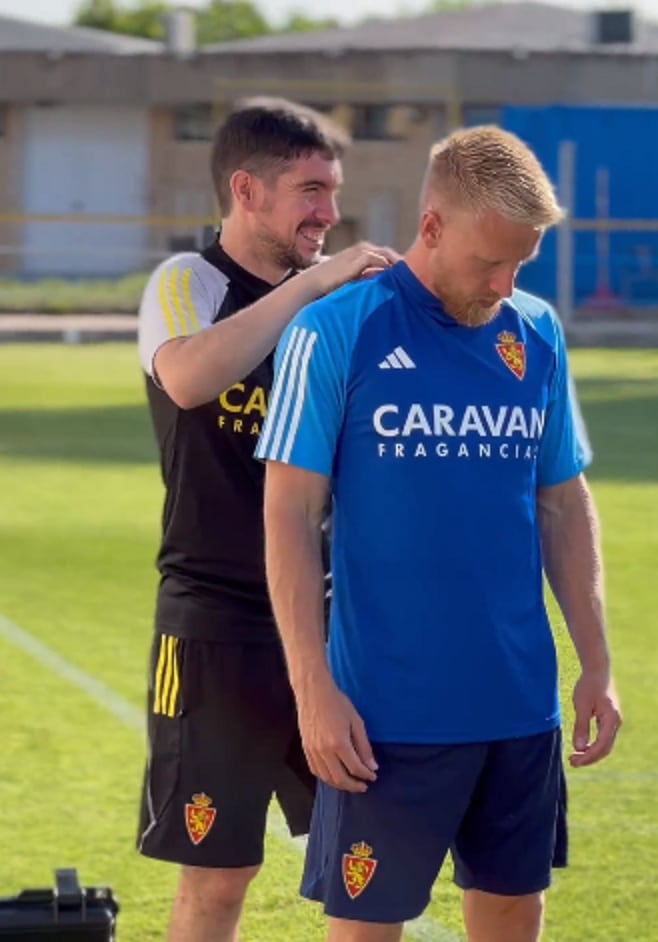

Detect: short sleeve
[536, 318, 589, 487]
[255, 302, 349, 475]
[567, 371, 593, 468]
[137, 255, 217, 376]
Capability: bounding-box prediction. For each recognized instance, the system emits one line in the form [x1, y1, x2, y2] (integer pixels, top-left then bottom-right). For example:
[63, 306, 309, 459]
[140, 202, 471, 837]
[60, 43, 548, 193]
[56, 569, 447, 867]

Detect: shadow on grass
[0, 381, 656, 481]
[577, 378, 658, 483]
[0, 404, 157, 465]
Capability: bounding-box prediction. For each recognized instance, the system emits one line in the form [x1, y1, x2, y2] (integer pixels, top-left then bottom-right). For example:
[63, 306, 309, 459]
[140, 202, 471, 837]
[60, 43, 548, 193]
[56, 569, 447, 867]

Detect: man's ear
[230, 170, 260, 211]
[420, 209, 443, 248]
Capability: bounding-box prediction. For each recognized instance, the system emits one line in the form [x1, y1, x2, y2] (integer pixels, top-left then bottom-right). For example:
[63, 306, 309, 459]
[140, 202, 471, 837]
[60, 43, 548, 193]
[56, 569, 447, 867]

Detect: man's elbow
[163, 380, 206, 410]
[157, 361, 217, 409]
[153, 338, 217, 410]
[263, 467, 293, 524]
[538, 472, 586, 509]
[264, 463, 320, 531]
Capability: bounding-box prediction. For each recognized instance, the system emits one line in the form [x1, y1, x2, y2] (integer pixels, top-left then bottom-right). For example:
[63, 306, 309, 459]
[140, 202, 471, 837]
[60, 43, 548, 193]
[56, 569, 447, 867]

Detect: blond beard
[448, 300, 502, 328]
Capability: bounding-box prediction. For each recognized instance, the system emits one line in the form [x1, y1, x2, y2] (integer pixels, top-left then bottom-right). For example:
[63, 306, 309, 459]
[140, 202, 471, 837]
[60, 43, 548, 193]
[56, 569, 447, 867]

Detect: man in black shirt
[137, 99, 396, 942]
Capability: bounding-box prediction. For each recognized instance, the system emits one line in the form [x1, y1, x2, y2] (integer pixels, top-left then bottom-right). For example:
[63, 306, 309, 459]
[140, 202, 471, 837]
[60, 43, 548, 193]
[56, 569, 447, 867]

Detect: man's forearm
[155, 269, 325, 409]
[538, 475, 610, 676]
[265, 500, 330, 697]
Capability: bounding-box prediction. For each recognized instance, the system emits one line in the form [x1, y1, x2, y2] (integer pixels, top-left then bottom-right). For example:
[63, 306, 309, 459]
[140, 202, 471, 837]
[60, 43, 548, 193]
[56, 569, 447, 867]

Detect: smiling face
[252, 151, 343, 270]
[421, 206, 543, 327]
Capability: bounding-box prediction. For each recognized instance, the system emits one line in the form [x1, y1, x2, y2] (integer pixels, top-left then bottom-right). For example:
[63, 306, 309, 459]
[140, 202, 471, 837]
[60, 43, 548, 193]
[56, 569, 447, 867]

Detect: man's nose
[489, 267, 516, 300]
[317, 195, 340, 228]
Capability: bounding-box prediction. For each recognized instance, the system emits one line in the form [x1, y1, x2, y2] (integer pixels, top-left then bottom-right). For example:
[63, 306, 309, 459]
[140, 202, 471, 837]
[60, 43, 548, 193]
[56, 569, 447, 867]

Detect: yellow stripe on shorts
[153, 634, 180, 718]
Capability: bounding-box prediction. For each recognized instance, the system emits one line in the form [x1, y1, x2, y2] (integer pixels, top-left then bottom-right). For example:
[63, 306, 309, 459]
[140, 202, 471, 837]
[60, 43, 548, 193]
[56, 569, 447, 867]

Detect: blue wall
[501, 105, 658, 309]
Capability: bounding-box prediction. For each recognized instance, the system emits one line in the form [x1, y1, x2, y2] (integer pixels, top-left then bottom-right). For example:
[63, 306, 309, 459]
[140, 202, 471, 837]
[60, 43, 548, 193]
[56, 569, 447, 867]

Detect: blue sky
[1, 0, 656, 29]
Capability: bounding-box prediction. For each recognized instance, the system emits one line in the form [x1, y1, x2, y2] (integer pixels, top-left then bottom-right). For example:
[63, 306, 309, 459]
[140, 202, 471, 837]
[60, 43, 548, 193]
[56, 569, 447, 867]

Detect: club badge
[342, 841, 378, 899]
[185, 792, 217, 846]
[496, 331, 526, 380]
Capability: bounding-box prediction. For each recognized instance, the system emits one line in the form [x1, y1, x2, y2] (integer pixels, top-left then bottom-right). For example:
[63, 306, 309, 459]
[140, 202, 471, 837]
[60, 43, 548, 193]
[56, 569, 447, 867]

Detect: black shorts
[137, 633, 315, 868]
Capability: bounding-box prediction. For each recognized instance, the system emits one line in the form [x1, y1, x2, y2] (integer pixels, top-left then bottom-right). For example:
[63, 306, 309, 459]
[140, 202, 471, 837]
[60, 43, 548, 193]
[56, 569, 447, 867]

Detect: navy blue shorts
[301, 728, 566, 923]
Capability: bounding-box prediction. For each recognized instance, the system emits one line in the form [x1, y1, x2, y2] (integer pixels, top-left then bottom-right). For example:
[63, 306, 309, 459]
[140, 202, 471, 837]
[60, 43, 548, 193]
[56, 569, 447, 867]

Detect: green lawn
[0, 274, 147, 313]
[0, 345, 656, 941]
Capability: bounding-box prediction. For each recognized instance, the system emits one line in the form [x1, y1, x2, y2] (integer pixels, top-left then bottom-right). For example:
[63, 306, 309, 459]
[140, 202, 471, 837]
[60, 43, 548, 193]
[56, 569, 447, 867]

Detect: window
[168, 235, 198, 252]
[173, 104, 215, 142]
[352, 105, 425, 142]
[462, 105, 502, 128]
[433, 105, 448, 137]
[353, 105, 395, 141]
[302, 102, 334, 115]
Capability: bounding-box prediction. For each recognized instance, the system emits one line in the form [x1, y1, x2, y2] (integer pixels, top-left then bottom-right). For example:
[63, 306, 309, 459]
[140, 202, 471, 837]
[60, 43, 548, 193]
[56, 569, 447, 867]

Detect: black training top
[138, 241, 286, 642]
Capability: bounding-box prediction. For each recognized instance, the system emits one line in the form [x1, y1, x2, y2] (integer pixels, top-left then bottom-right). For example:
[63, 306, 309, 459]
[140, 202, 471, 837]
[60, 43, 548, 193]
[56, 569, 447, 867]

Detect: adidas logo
[378, 346, 416, 370]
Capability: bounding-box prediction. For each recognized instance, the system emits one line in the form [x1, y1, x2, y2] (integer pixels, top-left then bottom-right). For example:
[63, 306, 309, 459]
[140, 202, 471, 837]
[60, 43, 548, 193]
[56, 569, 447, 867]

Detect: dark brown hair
[210, 97, 350, 216]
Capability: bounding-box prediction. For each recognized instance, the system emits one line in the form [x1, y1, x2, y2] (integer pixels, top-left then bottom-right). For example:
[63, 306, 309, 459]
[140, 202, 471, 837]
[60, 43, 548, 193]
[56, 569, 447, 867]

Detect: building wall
[147, 108, 216, 261]
[339, 121, 438, 250]
[141, 99, 442, 261]
[3, 48, 658, 109]
[144, 101, 441, 256]
[25, 105, 150, 276]
[0, 106, 25, 274]
[3, 45, 658, 275]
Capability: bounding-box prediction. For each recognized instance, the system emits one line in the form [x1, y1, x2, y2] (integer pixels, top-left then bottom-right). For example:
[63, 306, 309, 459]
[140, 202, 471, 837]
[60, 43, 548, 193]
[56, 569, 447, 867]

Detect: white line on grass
[0, 612, 462, 942]
[0, 614, 144, 732]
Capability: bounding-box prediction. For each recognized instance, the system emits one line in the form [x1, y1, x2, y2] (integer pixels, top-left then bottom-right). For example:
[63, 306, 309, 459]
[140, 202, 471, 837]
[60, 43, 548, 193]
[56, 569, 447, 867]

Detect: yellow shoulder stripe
[158, 266, 201, 338]
[158, 269, 178, 339]
[181, 267, 201, 332]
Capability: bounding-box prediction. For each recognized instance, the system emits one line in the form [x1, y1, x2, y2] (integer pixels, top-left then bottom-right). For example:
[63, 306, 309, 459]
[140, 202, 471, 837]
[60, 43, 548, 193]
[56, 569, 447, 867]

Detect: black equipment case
[0, 869, 118, 940]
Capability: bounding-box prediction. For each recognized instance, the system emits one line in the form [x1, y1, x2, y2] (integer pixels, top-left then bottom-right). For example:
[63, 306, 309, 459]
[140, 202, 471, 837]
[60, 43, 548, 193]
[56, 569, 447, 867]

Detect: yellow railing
[0, 213, 216, 226]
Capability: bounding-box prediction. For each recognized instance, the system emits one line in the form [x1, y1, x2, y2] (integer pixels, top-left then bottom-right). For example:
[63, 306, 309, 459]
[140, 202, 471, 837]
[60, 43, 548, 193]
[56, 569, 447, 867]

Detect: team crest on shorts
[495, 331, 526, 380]
[342, 841, 378, 899]
[184, 792, 217, 846]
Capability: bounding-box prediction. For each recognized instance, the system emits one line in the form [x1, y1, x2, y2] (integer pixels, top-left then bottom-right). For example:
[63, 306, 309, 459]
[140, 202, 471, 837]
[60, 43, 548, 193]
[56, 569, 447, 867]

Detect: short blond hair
[423, 125, 564, 228]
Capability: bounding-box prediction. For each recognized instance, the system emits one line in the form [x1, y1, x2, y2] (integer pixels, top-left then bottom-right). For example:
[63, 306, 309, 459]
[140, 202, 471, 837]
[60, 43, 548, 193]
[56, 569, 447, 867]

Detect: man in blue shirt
[256, 126, 621, 942]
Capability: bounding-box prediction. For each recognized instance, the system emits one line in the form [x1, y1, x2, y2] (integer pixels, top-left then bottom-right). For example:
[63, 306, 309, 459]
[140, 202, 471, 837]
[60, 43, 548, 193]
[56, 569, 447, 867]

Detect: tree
[280, 13, 339, 33]
[76, 0, 123, 32]
[426, 0, 473, 9]
[75, 0, 167, 38]
[121, 0, 169, 39]
[73, 0, 338, 42]
[196, 0, 271, 44]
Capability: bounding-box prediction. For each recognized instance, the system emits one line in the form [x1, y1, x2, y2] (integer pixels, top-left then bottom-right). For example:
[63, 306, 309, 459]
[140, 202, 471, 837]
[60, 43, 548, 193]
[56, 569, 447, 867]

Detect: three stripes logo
[256, 325, 317, 463]
[153, 634, 181, 718]
[378, 346, 416, 370]
[158, 266, 201, 339]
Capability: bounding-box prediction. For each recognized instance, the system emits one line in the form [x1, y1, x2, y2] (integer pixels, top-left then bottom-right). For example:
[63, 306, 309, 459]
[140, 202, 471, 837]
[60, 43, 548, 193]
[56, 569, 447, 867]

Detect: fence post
[557, 139, 575, 325]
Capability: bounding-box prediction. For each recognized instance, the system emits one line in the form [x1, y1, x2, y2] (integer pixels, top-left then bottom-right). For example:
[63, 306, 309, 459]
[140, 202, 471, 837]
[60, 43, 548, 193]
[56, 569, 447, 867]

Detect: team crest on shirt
[495, 331, 526, 380]
[185, 792, 217, 845]
[342, 841, 378, 899]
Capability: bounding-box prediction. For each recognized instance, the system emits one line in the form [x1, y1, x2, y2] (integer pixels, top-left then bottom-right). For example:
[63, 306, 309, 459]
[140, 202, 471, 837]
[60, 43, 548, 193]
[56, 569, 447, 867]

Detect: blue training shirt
[256, 260, 588, 744]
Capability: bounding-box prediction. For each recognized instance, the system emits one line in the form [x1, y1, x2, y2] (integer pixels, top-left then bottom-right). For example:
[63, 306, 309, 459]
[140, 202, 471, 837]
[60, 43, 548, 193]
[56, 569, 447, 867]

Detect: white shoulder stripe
[281, 332, 318, 462]
[268, 328, 315, 460]
[258, 327, 318, 461]
[257, 326, 300, 456]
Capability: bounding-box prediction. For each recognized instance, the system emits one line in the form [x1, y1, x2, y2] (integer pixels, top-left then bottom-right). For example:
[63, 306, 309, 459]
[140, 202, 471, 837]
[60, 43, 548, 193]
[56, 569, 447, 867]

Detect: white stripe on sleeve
[281, 331, 318, 462]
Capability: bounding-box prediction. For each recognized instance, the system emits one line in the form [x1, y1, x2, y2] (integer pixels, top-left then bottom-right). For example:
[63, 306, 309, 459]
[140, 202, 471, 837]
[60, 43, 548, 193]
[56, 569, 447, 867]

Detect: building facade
[2, 4, 658, 292]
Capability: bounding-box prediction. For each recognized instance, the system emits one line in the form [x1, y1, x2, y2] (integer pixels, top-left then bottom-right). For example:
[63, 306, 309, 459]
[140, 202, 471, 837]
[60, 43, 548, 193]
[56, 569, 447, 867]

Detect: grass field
[0, 274, 147, 313]
[0, 344, 656, 942]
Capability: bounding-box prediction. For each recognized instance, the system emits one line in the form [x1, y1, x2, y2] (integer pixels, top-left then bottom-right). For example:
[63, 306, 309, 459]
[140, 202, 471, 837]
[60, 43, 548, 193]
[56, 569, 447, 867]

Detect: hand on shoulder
[309, 242, 400, 297]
